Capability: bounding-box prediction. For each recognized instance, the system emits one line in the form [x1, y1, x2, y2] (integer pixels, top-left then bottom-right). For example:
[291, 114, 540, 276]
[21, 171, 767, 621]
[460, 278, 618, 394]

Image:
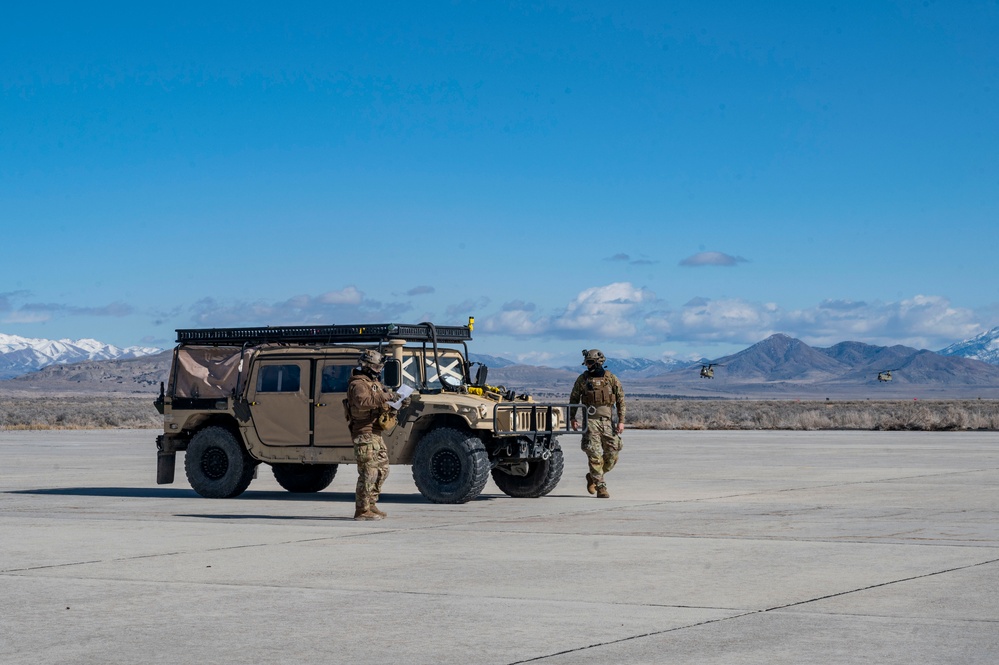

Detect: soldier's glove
[400, 396, 412, 409]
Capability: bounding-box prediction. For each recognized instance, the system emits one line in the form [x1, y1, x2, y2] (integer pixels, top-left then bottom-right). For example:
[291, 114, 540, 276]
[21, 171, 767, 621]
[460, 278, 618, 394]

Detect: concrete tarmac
[1, 428, 997, 664]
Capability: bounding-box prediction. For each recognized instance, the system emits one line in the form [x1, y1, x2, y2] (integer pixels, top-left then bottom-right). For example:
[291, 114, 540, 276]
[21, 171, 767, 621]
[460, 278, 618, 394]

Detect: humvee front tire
[184, 426, 256, 499]
[412, 427, 490, 504]
[491, 443, 564, 498]
[272, 464, 338, 493]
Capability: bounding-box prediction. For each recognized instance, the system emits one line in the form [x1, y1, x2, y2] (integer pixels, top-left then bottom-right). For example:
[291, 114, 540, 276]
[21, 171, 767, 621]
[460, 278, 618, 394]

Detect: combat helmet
[358, 349, 385, 372]
[581, 349, 606, 365]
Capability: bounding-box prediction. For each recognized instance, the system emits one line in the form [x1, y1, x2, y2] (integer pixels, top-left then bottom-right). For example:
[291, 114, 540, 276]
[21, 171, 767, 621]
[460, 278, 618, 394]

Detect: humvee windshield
[401, 349, 465, 391]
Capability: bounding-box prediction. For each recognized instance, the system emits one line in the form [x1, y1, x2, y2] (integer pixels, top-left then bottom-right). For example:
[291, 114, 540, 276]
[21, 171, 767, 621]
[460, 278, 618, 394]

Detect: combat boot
[370, 505, 387, 517]
[354, 507, 383, 521]
[586, 473, 597, 495]
[596, 486, 610, 499]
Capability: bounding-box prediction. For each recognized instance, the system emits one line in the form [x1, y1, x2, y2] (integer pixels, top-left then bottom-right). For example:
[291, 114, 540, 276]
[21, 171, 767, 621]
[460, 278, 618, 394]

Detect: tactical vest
[347, 373, 396, 433]
[347, 374, 379, 421]
[582, 375, 614, 408]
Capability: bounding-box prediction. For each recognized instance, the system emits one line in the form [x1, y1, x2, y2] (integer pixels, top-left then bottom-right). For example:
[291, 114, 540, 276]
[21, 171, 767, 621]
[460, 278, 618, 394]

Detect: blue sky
[2, 1, 997, 365]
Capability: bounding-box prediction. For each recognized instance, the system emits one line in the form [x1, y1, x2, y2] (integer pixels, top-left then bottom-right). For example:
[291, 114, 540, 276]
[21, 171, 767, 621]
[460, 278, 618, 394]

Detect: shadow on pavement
[5, 487, 496, 503]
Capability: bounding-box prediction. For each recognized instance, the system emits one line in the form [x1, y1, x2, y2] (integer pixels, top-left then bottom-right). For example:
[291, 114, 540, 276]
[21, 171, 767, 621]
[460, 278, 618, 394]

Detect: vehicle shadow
[5, 487, 497, 503]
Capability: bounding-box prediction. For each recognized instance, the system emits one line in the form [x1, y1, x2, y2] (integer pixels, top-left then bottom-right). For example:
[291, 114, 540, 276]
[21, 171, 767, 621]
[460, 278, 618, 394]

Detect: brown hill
[0, 350, 172, 395]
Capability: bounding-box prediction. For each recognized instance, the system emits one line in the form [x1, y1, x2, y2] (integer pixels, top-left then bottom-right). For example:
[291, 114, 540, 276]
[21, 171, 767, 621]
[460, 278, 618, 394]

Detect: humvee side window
[256, 365, 301, 393]
[402, 352, 465, 391]
[424, 354, 464, 389]
[401, 355, 423, 390]
[321, 364, 352, 393]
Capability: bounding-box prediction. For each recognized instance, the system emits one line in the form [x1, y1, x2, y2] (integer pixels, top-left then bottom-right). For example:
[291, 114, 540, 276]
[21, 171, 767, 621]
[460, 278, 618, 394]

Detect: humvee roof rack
[175, 323, 473, 346]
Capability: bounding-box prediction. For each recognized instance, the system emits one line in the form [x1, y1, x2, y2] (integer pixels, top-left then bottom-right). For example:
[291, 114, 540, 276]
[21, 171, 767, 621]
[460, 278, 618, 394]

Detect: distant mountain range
[3, 329, 999, 398]
[0, 334, 161, 380]
[487, 333, 999, 399]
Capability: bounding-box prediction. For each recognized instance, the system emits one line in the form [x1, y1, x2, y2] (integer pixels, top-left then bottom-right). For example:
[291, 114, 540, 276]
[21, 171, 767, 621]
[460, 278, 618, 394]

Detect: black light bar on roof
[174, 323, 473, 346]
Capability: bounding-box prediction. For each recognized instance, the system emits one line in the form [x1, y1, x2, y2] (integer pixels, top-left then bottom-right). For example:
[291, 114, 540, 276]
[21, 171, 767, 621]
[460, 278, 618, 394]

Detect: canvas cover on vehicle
[170, 346, 250, 398]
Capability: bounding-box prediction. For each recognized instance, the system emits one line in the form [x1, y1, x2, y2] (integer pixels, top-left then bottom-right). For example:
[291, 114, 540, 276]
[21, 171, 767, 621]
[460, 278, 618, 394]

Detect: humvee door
[246, 359, 311, 445]
[313, 359, 353, 447]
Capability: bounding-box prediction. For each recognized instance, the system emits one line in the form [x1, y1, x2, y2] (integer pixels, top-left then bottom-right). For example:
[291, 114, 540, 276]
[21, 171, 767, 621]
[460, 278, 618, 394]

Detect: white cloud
[0, 294, 135, 324]
[446, 297, 491, 320]
[553, 282, 657, 338]
[479, 301, 549, 335]
[2, 310, 52, 324]
[679, 251, 748, 267]
[476, 285, 985, 352]
[605, 253, 659, 265]
[485, 308, 550, 336]
[481, 283, 658, 341]
[318, 286, 364, 305]
[189, 290, 410, 327]
[674, 297, 778, 341]
[670, 294, 982, 350]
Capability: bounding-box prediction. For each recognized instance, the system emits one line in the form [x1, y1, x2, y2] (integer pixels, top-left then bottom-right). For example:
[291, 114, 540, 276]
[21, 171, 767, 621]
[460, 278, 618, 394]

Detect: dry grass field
[0, 394, 161, 430]
[1, 393, 998, 431]
[628, 398, 999, 431]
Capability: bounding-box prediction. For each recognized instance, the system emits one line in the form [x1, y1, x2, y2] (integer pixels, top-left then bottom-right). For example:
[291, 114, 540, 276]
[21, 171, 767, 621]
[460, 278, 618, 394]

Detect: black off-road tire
[272, 464, 338, 493]
[491, 442, 564, 498]
[184, 426, 257, 499]
[411, 427, 490, 504]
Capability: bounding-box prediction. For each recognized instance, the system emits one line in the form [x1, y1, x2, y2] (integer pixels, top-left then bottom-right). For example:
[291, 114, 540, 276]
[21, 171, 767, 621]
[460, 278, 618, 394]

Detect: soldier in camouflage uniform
[347, 349, 400, 520]
[570, 349, 625, 498]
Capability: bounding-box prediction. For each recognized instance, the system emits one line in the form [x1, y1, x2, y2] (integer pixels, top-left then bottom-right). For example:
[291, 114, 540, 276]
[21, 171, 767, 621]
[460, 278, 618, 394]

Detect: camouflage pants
[581, 417, 621, 488]
[354, 433, 389, 512]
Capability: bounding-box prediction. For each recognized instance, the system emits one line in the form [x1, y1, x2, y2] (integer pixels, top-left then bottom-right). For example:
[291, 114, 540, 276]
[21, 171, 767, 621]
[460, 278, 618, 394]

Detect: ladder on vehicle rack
[175, 322, 473, 346]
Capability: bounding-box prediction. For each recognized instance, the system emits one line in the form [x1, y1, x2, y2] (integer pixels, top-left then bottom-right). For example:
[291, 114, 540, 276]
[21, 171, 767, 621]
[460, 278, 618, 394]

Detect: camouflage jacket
[347, 371, 394, 437]
[570, 370, 625, 422]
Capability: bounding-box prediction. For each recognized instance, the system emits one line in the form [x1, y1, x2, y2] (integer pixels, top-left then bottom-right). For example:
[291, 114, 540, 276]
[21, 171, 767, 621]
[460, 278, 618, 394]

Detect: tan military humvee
[154, 322, 577, 503]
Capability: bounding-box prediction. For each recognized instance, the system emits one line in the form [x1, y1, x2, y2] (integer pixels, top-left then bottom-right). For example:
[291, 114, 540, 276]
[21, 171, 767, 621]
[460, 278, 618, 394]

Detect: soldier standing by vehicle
[347, 349, 400, 520]
[569, 349, 625, 499]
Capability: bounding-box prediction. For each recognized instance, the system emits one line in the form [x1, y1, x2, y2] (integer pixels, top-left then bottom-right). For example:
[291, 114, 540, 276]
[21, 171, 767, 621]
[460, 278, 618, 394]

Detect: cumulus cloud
[679, 251, 748, 267]
[476, 285, 985, 351]
[502, 300, 535, 312]
[481, 282, 659, 341]
[666, 294, 982, 350]
[317, 286, 363, 305]
[606, 253, 659, 266]
[0, 292, 134, 324]
[486, 308, 550, 336]
[189, 290, 410, 327]
[553, 282, 657, 338]
[0, 290, 31, 313]
[445, 297, 490, 320]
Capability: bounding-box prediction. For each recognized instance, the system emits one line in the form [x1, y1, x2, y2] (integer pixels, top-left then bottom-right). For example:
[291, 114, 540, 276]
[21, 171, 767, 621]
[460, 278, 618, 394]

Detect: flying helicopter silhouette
[700, 363, 722, 379]
[877, 369, 897, 383]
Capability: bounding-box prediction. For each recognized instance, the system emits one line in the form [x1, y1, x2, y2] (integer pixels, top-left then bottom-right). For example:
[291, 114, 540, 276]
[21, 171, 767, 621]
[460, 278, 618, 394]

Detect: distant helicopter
[877, 369, 897, 383]
[700, 363, 722, 379]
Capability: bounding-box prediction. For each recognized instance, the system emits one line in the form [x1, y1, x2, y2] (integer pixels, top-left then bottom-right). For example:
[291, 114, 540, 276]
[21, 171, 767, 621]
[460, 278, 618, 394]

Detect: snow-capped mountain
[561, 356, 694, 378]
[0, 333, 162, 380]
[938, 327, 999, 366]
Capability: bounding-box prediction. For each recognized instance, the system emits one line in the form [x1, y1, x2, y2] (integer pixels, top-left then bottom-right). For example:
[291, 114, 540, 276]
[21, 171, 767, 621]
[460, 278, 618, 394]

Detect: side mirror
[382, 358, 403, 389]
[473, 364, 488, 387]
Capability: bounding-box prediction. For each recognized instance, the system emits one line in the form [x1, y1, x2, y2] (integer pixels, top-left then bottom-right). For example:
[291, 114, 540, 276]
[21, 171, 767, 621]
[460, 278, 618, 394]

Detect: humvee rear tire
[185, 426, 256, 499]
[491, 443, 564, 498]
[272, 464, 338, 493]
[412, 427, 490, 504]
